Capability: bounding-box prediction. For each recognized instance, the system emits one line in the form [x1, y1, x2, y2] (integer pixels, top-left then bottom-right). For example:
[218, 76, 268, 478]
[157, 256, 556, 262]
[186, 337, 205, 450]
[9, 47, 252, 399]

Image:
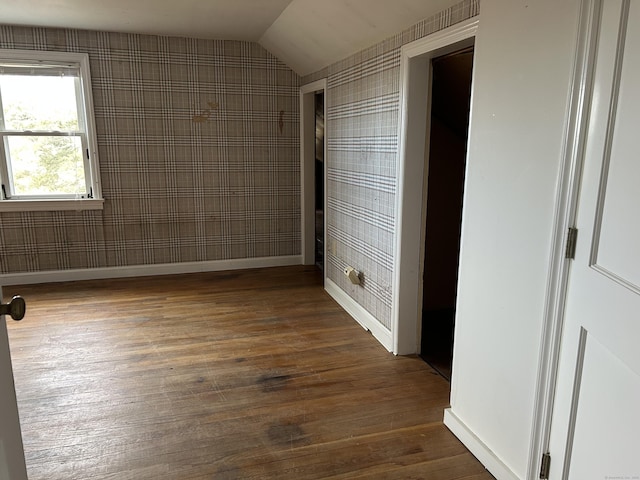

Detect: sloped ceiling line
[0, 0, 459, 75]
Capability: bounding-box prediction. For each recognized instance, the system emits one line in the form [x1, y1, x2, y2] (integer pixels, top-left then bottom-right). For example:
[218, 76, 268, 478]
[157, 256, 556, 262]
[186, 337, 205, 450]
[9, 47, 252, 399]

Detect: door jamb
[300, 79, 327, 280]
[526, 0, 600, 477]
[393, 18, 478, 355]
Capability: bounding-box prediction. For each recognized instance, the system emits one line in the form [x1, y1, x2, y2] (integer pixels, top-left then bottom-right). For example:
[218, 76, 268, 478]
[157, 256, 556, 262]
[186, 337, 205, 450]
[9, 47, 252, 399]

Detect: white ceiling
[260, 0, 456, 75]
[0, 0, 294, 42]
[0, 0, 457, 75]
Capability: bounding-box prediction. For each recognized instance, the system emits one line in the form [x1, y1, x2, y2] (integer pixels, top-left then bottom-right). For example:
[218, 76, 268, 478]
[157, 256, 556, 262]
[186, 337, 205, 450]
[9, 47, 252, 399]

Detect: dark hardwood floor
[4, 266, 493, 479]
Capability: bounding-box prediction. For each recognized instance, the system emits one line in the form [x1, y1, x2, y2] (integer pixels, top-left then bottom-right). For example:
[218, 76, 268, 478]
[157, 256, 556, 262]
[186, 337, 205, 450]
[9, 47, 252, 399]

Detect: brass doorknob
[0, 296, 26, 321]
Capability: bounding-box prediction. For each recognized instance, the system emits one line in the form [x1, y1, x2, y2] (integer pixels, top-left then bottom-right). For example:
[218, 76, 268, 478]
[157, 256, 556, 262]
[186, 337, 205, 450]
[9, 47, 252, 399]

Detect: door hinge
[565, 227, 578, 259]
[540, 452, 551, 479]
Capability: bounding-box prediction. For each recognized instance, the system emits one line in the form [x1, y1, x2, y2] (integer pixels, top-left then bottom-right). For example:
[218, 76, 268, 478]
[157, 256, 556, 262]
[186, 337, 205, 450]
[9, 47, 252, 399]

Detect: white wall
[449, 0, 581, 478]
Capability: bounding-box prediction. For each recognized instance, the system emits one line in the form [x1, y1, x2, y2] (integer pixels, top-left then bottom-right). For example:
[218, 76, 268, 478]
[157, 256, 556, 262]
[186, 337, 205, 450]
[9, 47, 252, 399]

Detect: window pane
[6, 135, 86, 195]
[0, 75, 80, 131]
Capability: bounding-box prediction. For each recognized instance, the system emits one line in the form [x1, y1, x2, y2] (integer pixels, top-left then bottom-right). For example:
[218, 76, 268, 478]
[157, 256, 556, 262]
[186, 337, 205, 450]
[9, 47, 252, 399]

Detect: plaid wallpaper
[302, 0, 479, 330]
[0, 27, 300, 274]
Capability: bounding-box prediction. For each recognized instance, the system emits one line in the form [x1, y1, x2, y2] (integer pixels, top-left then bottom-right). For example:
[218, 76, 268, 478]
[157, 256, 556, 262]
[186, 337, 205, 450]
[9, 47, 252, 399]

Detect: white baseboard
[2, 255, 303, 286]
[443, 408, 520, 480]
[325, 278, 393, 352]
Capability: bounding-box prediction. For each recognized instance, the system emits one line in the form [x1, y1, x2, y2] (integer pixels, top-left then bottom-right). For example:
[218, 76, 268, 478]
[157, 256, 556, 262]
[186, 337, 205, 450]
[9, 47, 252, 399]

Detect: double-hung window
[0, 49, 102, 211]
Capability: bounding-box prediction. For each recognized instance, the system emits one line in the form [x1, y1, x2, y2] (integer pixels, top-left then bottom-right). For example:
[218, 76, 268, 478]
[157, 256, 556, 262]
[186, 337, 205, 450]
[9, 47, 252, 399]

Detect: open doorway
[393, 17, 477, 358]
[300, 79, 327, 274]
[314, 92, 325, 270]
[419, 47, 474, 380]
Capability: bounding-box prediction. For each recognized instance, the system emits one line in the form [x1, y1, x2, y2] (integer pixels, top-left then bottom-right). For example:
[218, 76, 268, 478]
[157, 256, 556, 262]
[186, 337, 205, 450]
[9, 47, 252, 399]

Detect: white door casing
[0, 285, 28, 480]
[548, 1, 640, 478]
[393, 17, 478, 355]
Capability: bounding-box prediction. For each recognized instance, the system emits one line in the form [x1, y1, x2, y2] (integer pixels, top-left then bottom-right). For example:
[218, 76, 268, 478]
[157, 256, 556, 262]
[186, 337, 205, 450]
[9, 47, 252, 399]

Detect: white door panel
[0, 285, 28, 480]
[569, 333, 640, 480]
[549, 0, 640, 478]
[593, 0, 640, 292]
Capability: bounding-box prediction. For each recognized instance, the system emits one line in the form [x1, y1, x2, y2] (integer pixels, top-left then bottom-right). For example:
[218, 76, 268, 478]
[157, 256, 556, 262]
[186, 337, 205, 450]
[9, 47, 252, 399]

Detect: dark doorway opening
[314, 92, 325, 270]
[420, 46, 474, 381]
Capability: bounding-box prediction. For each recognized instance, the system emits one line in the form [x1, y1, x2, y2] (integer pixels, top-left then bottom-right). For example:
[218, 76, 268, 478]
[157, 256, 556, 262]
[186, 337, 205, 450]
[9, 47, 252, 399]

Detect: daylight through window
[0, 49, 100, 203]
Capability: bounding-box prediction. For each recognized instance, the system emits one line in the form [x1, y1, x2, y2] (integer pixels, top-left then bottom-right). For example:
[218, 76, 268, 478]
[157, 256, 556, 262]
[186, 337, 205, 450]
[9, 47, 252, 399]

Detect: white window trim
[0, 49, 103, 212]
[0, 198, 104, 212]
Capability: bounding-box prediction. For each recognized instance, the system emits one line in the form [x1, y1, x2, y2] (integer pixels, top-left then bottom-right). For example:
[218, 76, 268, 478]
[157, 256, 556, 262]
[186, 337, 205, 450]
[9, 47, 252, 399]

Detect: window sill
[0, 198, 104, 212]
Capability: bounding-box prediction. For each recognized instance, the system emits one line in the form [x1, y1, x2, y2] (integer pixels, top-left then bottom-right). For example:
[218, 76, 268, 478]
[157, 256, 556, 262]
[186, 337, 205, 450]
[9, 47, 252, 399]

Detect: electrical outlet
[344, 266, 361, 286]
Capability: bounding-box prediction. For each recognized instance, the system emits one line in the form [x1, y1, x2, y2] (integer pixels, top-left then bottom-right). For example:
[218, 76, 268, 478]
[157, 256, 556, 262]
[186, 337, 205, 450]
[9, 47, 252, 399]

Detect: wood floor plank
[4, 266, 493, 479]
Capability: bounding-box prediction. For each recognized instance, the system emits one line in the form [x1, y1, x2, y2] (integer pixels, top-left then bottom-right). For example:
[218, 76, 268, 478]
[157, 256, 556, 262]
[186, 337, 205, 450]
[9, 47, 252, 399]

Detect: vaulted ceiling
[0, 0, 457, 75]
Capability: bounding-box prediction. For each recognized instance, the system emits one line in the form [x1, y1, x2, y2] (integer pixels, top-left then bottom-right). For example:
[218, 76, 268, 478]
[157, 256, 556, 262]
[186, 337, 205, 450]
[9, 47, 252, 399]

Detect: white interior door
[0, 286, 28, 480]
[548, 1, 640, 478]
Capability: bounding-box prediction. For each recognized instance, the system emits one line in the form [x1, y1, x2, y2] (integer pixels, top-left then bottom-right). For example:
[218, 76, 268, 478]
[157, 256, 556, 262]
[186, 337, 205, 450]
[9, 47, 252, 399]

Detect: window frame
[0, 49, 103, 212]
